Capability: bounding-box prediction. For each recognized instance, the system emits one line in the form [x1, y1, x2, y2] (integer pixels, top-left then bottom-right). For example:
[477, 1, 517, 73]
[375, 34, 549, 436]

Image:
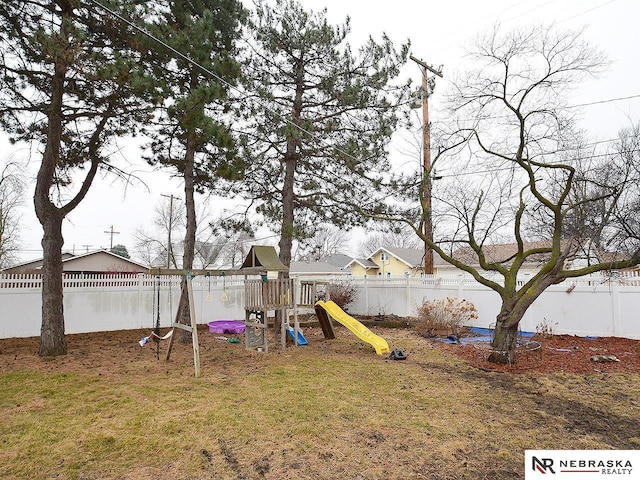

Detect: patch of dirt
[1, 322, 638, 376]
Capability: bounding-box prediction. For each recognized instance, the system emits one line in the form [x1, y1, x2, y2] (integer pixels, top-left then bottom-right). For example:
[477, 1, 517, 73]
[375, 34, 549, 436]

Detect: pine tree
[143, 0, 245, 333]
[238, 0, 411, 270]
[0, 0, 157, 355]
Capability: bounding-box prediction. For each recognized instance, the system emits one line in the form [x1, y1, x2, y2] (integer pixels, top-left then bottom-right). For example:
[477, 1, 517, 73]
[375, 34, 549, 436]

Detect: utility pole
[410, 55, 443, 275]
[161, 193, 180, 268]
[104, 225, 120, 250]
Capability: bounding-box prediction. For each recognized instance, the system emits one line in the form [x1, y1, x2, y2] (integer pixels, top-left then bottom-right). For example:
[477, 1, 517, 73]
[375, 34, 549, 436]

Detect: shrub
[535, 317, 557, 338]
[414, 297, 478, 335]
[327, 281, 357, 310]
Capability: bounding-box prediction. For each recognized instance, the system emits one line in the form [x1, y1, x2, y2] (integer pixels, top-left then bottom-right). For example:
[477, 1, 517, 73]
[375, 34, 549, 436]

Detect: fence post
[137, 273, 145, 328]
[405, 274, 410, 317]
[457, 273, 463, 299]
[364, 275, 369, 315]
[200, 274, 205, 324]
[611, 279, 621, 336]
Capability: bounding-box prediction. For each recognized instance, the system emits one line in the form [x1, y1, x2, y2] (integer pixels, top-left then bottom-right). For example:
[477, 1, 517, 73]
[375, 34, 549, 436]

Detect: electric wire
[435, 149, 629, 179]
[73, 3, 640, 225]
[87, 0, 639, 184]
[85, 0, 365, 167]
[418, 0, 618, 61]
[567, 94, 640, 109]
[86, 0, 638, 165]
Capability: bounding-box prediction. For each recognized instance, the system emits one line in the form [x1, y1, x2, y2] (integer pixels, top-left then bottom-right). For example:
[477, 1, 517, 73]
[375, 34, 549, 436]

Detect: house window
[380, 252, 389, 262]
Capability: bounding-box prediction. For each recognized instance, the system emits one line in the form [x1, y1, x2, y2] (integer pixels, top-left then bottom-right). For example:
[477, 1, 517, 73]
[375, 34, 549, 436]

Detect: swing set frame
[147, 246, 291, 378]
[148, 267, 268, 378]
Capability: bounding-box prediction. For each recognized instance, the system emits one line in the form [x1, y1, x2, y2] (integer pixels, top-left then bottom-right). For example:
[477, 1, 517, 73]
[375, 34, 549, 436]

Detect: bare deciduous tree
[135, 200, 186, 268]
[0, 160, 23, 268]
[295, 224, 349, 261]
[135, 198, 253, 269]
[367, 25, 640, 363]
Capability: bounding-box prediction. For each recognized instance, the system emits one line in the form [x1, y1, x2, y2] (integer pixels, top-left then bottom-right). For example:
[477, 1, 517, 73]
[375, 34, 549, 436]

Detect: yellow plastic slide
[315, 300, 390, 355]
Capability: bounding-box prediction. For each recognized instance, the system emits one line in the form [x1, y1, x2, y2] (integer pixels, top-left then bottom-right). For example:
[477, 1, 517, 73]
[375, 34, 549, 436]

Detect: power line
[429, 93, 640, 127]
[436, 149, 627, 179]
[423, 0, 633, 115]
[394, 128, 638, 179]
[567, 94, 640, 109]
[85, 0, 364, 167]
[558, 0, 618, 23]
[417, 0, 617, 61]
[87, 0, 638, 156]
[86, 1, 639, 192]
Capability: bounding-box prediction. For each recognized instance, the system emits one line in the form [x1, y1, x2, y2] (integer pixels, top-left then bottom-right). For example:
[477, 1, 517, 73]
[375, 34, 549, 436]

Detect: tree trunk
[488, 313, 520, 364]
[488, 289, 542, 364]
[488, 274, 561, 364]
[34, 2, 70, 357]
[38, 214, 67, 356]
[275, 147, 296, 335]
[278, 71, 304, 273]
[277, 76, 303, 335]
[278, 149, 296, 272]
[177, 136, 197, 343]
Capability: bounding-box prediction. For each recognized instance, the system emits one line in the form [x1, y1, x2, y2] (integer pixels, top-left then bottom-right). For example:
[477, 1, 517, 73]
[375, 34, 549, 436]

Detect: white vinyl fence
[0, 273, 247, 338]
[346, 274, 640, 339]
[1, 272, 639, 339]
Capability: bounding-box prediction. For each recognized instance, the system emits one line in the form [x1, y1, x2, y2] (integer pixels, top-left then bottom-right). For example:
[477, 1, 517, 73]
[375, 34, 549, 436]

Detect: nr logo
[533, 457, 556, 474]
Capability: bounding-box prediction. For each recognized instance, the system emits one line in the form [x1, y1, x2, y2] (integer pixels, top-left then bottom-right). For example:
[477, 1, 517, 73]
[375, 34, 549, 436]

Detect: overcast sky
[5, 0, 639, 263]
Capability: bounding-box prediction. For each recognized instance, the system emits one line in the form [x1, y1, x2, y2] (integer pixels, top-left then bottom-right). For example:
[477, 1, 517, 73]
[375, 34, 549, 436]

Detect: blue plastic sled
[286, 326, 308, 346]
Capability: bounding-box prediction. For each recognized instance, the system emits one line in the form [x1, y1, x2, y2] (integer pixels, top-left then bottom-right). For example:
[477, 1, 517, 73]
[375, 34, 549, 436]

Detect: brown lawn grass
[1, 325, 639, 479]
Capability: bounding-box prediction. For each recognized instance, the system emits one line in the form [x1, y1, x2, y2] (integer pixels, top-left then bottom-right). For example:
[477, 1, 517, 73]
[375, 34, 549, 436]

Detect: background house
[345, 257, 380, 276]
[289, 261, 350, 281]
[2, 249, 149, 274]
[439, 241, 567, 276]
[1, 252, 76, 273]
[346, 246, 449, 277]
[317, 253, 353, 270]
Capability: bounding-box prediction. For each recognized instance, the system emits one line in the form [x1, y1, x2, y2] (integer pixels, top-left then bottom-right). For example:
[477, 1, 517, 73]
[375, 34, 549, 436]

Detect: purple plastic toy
[208, 320, 245, 334]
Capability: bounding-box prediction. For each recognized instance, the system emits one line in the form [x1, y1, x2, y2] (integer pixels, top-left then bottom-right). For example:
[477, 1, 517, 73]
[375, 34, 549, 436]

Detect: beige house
[346, 243, 553, 277]
[2, 249, 149, 274]
[439, 241, 568, 276]
[346, 257, 380, 277]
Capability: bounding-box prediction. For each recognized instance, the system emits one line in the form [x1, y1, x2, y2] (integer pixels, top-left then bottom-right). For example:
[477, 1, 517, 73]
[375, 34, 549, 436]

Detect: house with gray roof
[289, 260, 350, 281]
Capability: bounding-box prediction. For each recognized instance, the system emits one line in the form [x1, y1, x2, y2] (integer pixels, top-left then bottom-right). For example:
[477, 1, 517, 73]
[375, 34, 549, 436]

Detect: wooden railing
[244, 279, 295, 310]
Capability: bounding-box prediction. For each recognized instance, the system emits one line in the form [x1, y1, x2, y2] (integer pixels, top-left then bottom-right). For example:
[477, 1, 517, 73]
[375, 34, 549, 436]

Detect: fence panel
[344, 274, 640, 339]
[2, 272, 640, 339]
[0, 273, 247, 338]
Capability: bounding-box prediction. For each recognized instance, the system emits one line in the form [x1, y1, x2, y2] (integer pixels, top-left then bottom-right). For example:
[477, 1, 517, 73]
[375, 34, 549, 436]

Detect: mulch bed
[435, 333, 640, 374]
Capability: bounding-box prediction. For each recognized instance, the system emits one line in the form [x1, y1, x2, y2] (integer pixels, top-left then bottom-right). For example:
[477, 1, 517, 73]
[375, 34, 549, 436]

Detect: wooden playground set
[146, 246, 390, 377]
